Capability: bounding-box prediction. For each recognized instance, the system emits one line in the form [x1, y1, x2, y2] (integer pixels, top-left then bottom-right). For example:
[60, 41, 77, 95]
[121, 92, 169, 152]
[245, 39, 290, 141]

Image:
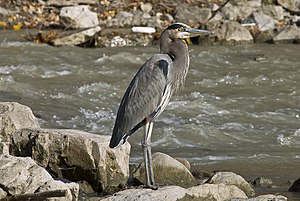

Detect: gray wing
[109, 54, 172, 148]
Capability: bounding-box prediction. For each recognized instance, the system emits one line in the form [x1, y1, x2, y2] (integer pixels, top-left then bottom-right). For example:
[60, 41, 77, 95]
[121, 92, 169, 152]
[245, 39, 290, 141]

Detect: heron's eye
[176, 27, 184, 31]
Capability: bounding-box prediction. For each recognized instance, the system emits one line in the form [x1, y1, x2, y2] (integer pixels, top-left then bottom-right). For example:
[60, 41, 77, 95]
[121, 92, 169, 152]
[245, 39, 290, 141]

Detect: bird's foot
[145, 184, 158, 190]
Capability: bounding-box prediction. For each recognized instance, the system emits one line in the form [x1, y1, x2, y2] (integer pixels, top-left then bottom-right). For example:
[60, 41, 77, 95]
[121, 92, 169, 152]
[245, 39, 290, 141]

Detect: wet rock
[0, 155, 78, 200]
[277, 0, 300, 14]
[11, 128, 131, 192]
[96, 184, 247, 201]
[273, 25, 300, 43]
[207, 171, 255, 197]
[209, 21, 253, 45]
[250, 177, 273, 188]
[0, 102, 40, 141]
[133, 152, 196, 188]
[174, 5, 212, 24]
[231, 194, 287, 201]
[288, 177, 300, 192]
[221, 2, 253, 21]
[60, 5, 99, 29]
[52, 26, 101, 46]
[252, 12, 277, 31]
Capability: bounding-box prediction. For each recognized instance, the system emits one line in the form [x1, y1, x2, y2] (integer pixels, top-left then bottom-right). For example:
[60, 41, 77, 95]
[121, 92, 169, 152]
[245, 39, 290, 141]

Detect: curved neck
[160, 37, 190, 91]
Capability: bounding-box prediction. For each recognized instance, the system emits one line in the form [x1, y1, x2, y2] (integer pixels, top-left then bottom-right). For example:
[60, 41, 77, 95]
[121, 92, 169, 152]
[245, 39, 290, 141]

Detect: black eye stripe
[167, 23, 186, 30]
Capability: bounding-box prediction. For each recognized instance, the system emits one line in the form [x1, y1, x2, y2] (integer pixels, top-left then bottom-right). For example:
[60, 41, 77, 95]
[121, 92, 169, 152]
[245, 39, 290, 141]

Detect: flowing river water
[1, 30, 299, 198]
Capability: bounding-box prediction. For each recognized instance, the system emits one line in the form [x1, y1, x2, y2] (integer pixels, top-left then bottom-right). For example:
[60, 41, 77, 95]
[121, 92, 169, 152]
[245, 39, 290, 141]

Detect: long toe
[146, 184, 158, 190]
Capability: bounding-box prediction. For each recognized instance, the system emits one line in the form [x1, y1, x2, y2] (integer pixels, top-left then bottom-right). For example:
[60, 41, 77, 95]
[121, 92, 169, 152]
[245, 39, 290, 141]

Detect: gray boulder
[12, 128, 130, 192]
[273, 25, 300, 43]
[0, 102, 40, 132]
[207, 171, 255, 197]
[96, 184, 247, 201]
[174, 5, 212, 24]
[221, 2, 253, 21]
[252, 12, 277, 32]
[56, 5, 101, 46]
[60, 5, 99, 29]
[0, 155, 78, 200]
[209, 21, 253, 45]
[262, 4, 285, 20]
[0, 102, 40, 141]
[133, 152, 196, 188]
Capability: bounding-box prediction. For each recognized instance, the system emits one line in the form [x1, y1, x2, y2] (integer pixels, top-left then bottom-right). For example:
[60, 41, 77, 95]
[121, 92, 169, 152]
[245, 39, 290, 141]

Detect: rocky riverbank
[0, 0, 300, 47]
[1, 101, 299, 200]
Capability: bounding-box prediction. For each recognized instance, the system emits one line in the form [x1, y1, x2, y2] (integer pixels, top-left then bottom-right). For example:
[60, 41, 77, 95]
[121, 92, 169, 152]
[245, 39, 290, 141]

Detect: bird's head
[164, 23, 213, 44]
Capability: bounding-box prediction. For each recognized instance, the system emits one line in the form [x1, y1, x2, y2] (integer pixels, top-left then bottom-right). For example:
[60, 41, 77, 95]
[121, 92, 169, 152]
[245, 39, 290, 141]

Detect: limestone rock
[273, 25, 300, 43]
[12, 128, 130, 192]
[262, 4, 285, 20]
[133, 152, 196, 188]
[289, 177, 300, 192]
[207, 171, 255, 197]
[0, 102, 40, 141]
[209, 21, 253, 44]
[96, 184, 247, 201]
[52, 26, 101, 46]
[231, 194, 287, 201]
[60, 5, 99, 29]
[0, 155, 78, 200]
[174, 5, 212, 24]
[253, 12, 277, 32]
[277, 0, 300, 14]
[221, 3, 253, 21]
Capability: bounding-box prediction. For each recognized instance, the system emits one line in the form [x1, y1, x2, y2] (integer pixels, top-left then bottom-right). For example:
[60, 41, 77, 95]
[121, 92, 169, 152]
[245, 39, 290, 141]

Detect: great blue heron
[109, 23, 212, 189]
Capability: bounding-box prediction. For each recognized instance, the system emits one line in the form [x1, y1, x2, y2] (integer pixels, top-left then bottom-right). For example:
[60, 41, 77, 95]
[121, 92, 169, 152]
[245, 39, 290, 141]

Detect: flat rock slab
[93, 184, 247, 201]
[273, 25, 300, 43]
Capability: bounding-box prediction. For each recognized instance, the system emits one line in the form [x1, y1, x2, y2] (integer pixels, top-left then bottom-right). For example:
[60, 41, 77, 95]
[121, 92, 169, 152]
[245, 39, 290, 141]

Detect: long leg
[142, 121, 157, 189]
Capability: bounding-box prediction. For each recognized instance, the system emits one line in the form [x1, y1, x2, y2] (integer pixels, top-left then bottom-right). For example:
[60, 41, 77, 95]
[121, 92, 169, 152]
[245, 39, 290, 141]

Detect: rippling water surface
[1, 31, 299, 187]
